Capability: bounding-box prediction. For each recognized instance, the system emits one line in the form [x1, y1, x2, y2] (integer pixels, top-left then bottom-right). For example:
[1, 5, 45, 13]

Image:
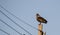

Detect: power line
[0, 5, 38, 31]
[0, 19, 22, 35]
[0, 10, 32, 35]
[0, 29, 10, 35]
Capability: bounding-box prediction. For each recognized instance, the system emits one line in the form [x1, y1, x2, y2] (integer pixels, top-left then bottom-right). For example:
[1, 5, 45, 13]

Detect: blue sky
[0, 0, 60, 35]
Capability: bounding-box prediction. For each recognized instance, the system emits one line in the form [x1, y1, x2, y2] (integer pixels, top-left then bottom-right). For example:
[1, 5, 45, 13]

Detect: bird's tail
[43, 20, 47, 24]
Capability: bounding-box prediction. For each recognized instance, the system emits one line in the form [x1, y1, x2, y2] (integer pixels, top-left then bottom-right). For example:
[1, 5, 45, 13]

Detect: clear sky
[0, 0, 60, 35]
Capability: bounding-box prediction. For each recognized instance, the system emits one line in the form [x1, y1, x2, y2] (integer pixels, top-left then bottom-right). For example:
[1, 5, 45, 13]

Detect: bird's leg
[39, 22, 41, 25]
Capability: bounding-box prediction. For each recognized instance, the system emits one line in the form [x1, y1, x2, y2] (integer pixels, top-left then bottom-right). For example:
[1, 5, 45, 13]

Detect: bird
[36, 13, 47, 24]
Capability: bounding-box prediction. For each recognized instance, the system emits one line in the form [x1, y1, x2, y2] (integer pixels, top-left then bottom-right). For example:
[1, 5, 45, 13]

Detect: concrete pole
[38, 24, 43, 35]
[38, 24, 46, 35]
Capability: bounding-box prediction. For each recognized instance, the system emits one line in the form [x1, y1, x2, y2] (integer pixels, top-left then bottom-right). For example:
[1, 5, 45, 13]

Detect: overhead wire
[0, 5, 38, 31]
[0, 19, 22, 35]
[0, 10, 32, 35]
[0, 28, 10, 35]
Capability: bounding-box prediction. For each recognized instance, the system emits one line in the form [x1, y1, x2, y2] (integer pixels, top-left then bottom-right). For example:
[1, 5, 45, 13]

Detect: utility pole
[38, 24, 46, 35]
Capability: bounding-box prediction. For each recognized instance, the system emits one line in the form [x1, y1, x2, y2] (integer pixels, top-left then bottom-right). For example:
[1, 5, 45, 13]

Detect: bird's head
[36, 13, 40, 17]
